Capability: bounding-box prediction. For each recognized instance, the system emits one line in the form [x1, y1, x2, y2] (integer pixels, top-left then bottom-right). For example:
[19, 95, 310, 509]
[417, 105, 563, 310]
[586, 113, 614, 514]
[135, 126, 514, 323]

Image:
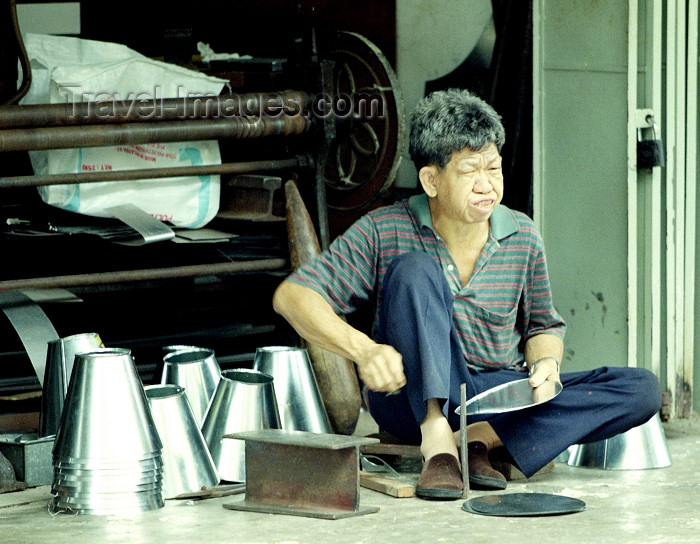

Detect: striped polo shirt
[287, 193, 566, 371]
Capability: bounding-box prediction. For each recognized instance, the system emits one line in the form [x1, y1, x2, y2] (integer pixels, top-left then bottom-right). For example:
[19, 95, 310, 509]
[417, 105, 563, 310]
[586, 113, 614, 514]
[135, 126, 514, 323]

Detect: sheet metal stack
[50, 348, 164, 515]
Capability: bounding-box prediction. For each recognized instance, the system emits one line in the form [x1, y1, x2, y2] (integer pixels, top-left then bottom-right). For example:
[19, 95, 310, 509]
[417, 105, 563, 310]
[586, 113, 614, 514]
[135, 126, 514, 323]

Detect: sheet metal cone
[155, 345, 202, 381]
[54, 452, 162, 469]
[51, 490, 164, 515]
[162, 345, 203, 354]
[161, 347, 221, 427]
[52, 479, 161, 495]
[567, 413, 672, 470]
[52, 476, 162, 493]
[145, 384, 219, 498]
[53, 348, 162, 463]
[53, 465, 161, 477]
[252, 346, 332, 433]
[53, 471, 162, 487]
[40, 332, 104, 437]
[51, 502, 165, 516]
[201, 368, 281, 482]
[51, 500, 164, 516]
[53, 460, 163, 476]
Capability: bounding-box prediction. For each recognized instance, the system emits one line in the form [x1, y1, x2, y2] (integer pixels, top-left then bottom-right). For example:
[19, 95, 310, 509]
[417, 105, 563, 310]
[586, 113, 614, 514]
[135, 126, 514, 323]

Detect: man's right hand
[272, 281, 407, 393]
[356, 344, 406, 394]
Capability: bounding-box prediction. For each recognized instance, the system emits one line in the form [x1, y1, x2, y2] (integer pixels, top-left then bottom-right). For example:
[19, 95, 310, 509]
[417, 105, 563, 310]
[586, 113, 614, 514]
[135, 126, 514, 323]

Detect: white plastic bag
[22, 33, 228, 229]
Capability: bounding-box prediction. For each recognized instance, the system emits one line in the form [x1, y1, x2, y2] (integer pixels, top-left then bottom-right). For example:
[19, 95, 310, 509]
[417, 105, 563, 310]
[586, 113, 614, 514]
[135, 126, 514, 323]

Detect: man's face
[426, 143, 504, 225]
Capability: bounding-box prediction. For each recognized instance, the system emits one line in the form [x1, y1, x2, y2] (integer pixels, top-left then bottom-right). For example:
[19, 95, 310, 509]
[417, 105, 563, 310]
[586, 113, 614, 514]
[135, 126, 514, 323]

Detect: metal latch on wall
[636, 109, 665, 169]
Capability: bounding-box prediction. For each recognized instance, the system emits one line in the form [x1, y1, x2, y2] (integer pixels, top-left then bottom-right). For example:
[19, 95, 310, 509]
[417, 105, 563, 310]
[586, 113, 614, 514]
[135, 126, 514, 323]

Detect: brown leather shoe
[415, 453, 463, 500]
[468, 441, 507, 490]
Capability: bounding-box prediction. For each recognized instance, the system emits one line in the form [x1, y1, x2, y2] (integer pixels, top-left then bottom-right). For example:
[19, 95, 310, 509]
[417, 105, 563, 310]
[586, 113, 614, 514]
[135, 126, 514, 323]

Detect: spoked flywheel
[321, 31, 405, 211]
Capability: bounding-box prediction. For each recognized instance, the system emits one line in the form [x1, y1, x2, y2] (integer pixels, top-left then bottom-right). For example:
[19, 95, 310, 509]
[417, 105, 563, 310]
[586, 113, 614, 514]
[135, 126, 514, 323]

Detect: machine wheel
[322, 31, 405, 211]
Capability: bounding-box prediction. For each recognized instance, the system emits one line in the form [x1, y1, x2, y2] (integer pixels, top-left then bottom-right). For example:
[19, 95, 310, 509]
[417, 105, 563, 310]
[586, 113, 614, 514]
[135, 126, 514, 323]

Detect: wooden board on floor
[359, 472, 414, 498]
[360, 442, 421, 458]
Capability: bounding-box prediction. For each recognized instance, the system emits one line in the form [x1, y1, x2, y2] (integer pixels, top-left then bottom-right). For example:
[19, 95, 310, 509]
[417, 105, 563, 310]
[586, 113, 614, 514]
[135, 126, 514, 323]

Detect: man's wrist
[528, 356, 561, 375]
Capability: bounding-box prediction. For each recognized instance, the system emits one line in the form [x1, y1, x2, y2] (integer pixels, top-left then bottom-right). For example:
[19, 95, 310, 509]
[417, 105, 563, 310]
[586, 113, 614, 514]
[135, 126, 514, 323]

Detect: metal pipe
[0, 114, 311, 152]
[0, 156, 312, 188]
[683, 0, 698, 417]
[626, 0, 639, 371]
[650, 0, 663, 379]
[0, 259, 288, 292]
[0, 91, 310, 127]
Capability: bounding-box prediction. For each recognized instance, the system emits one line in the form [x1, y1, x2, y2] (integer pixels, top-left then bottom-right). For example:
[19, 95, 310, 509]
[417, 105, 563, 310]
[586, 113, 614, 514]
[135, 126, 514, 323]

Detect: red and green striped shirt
[287, 194, 566, 371]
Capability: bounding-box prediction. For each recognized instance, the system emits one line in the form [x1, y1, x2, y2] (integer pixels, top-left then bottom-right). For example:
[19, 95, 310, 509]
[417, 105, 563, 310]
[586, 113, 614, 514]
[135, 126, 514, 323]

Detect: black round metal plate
[462, 492, 586, 517]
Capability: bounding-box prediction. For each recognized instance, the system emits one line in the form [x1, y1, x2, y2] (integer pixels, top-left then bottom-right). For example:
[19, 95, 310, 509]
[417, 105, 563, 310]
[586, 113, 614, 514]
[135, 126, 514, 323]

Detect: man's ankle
[464, 421, 503, 451]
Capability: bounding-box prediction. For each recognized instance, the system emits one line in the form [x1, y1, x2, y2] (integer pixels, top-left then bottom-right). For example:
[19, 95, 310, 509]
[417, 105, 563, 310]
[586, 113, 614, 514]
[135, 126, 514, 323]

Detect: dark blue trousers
[365, 252, 662, 477]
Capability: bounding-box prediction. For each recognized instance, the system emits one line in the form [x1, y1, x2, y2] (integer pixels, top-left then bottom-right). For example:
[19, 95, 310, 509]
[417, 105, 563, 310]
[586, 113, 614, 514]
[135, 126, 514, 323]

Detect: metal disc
[462, 492, 586, 517]
[323, 31, 405, 210]
[454, 378, 562, 416]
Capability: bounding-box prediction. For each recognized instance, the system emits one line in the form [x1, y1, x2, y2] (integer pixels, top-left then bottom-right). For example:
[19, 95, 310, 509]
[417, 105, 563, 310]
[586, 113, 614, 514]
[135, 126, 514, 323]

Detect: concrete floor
[1, 411, 699, 544]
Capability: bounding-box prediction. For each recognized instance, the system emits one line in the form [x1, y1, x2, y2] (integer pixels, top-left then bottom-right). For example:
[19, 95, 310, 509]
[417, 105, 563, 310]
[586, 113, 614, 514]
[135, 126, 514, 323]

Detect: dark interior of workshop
[0, 1, 699, 543]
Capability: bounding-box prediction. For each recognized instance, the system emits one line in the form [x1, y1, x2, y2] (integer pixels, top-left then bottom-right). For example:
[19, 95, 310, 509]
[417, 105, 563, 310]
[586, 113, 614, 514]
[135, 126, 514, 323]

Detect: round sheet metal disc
[454, 378, 563, 416]
[323, 31, 405, 210]
[462, 493, 586, 517]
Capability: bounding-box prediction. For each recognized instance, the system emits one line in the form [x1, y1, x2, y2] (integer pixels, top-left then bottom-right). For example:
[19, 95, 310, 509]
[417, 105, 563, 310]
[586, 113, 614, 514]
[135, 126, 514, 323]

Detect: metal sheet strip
[104, 204, 175, 246]
[0, 291, 60, 388]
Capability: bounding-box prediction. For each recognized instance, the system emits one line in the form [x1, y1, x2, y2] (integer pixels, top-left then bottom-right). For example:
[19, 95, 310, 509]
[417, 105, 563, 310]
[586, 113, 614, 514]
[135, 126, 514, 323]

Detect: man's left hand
[528, 357, 559, 387]
[528, 357, 561, 404]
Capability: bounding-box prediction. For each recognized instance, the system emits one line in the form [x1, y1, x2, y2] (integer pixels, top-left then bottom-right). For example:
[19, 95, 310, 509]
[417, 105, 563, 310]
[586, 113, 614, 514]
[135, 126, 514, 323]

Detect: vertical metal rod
[668, 0, 697, 417]
[314, 157, 331, 250]
[683, 0, 698, 415]
[665, 0, 691, 418]
[665, 0, 678, 419]
[314, 59, 335, 250]
[532, 0, 545, 230]
[626, 0, 639, 369]
[651, 0, 663, 382]
[460, 383, 468, 499]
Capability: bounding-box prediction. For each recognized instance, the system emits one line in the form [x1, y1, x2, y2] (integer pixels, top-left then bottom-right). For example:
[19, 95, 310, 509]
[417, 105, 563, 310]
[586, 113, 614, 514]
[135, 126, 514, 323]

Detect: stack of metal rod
[0, 91, 312, 188]
[0, 91, 316, 292]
